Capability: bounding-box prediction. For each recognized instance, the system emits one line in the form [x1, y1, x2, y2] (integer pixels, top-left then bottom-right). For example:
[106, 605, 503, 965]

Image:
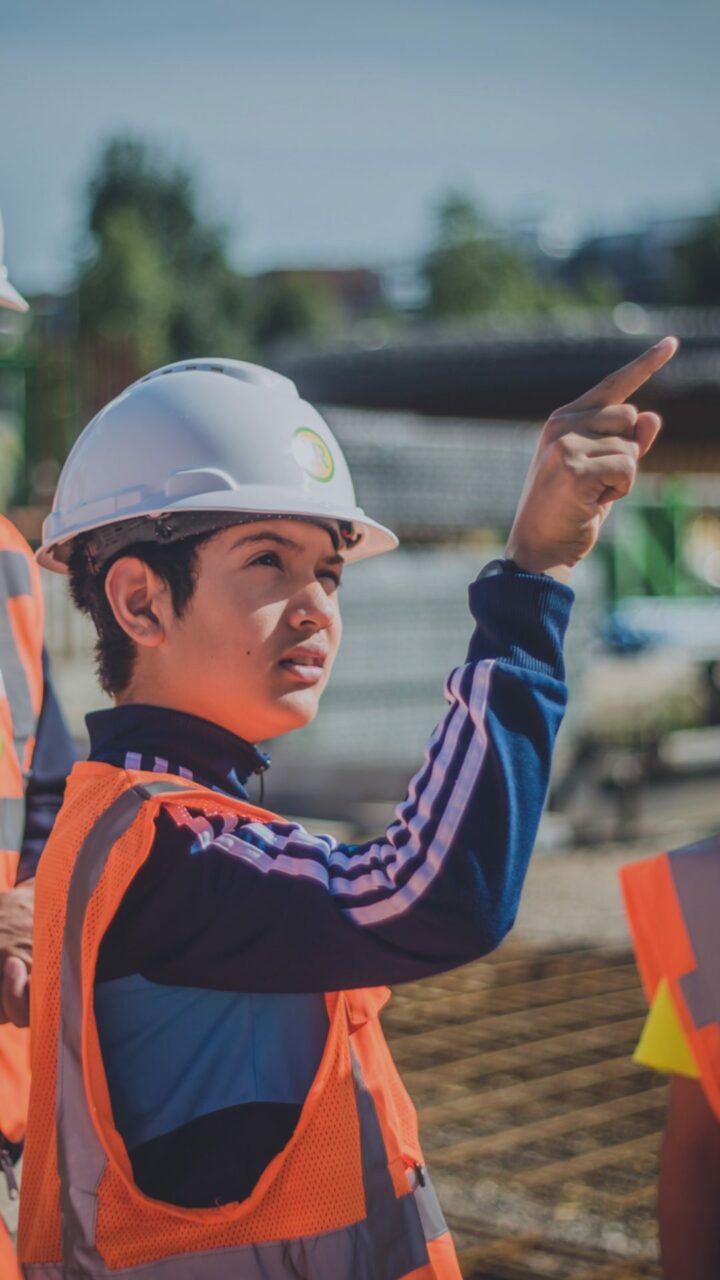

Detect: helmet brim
[0, 275, 29, 313]
[38, 492, 398, 573]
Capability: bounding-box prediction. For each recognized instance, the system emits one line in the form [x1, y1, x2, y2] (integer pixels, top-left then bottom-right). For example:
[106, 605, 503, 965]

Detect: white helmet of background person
[0, 211, 29, 313]
[38, 357, 399, 573]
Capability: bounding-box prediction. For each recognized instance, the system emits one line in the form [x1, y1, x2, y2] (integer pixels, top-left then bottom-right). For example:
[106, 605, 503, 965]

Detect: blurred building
[558, 215, 710, 305]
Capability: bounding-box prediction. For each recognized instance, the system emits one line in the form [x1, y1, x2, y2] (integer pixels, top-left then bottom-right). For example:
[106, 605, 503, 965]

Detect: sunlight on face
[158, 519, 344, 742]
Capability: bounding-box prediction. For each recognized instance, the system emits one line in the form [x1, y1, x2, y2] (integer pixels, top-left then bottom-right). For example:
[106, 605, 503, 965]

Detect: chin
[266, 692, 322, 737]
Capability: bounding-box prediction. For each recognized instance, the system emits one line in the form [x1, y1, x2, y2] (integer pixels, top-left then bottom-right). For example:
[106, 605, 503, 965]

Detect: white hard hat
[38, 357, 398, 573]
[0, 212, 28, 313]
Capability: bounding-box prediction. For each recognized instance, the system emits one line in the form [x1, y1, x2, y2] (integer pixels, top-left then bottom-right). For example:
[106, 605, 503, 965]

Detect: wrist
[533, 564, 573, 585]
[503, 544, 572, 584]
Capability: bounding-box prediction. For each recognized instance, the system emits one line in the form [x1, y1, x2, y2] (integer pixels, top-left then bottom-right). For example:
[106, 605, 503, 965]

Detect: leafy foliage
[672, 208, 720, 304]
[422, 192, 564, 319]
[78, 206, 176, 366]
[252, 274, 339, 349]
[77, 137, 251, 364]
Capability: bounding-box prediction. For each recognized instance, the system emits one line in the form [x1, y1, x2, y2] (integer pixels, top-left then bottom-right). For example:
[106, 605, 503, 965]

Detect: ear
[104, 557, 168, 649]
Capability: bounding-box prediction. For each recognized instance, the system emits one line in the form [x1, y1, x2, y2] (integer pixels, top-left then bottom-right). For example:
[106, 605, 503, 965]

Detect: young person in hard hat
[19, 338, 676, 1280]
[622, 837, 720, 1278]
[0, 213, 76, 1279]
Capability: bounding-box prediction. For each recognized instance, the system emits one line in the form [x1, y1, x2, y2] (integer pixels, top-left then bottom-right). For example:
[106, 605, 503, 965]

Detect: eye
[250, 550, 283, 570]
[318, 568, 342, 591]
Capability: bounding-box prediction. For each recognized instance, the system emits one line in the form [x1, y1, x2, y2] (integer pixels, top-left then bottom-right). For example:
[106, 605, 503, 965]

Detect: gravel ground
[516, 770, 720, 947]
[514, 843, 654, 948]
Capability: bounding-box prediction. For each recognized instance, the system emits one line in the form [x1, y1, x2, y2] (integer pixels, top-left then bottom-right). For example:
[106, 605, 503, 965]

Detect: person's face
[112, 519, 344, 742]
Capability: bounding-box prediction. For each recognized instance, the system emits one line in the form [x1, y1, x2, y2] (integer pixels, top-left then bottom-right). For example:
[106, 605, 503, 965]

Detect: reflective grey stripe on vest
[349, 1046, 431, 1277]
[23, 1163, 443, 1280]
[669, 836, 720, 1029]
[0, 799, 28, 856]
[0, 550, 39, 780]
[57, 785, 163, 1275]
[47, 780, 440, 1280]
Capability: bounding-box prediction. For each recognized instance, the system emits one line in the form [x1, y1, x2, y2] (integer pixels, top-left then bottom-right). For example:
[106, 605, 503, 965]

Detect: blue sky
[2, 0, 719, 292]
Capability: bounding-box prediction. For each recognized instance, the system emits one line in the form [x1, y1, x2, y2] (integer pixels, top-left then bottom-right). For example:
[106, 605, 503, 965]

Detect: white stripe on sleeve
[204, 661, 494, 926]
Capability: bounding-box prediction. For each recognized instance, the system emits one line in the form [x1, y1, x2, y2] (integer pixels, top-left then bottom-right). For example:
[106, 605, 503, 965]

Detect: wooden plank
[427, 1088, 665, 1166]
[417, 1054, 643, 1125]
[389, 987, 644, 1062]
[516, 1133, 661, 1189]
[398, 1015, 645, 1087]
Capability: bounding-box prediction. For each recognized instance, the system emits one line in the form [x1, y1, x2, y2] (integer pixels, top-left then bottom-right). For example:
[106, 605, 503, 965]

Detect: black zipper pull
[0, 1144, 18, 1200]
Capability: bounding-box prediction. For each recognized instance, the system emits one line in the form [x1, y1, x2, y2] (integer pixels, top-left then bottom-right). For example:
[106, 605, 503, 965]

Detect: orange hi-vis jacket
[19, 763, 462, 1280]
[0, 516, 44, 1147]
[621, 835, 720, 1119]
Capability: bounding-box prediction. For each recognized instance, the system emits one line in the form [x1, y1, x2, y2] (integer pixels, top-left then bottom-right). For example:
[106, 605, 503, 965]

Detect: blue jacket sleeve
[98, 572, 572, 991]
[17, 650, 76, 884]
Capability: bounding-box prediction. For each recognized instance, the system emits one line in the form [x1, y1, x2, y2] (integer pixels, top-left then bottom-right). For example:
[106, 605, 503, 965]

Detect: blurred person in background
[623, 835, 720, 1278]
[19, 340, 674, 1279]
[0, 212, 76, 1277]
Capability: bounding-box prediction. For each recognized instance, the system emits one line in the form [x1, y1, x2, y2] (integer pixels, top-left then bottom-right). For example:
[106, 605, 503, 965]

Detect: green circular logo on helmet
[292, 427, 335, 483]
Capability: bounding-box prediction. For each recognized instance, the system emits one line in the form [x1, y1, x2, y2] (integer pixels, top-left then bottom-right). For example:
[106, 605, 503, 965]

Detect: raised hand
[505, 336, 679, 582]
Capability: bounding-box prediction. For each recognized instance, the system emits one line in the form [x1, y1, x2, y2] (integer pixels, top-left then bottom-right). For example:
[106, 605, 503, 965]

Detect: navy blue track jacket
[89, 570, 573, 1208]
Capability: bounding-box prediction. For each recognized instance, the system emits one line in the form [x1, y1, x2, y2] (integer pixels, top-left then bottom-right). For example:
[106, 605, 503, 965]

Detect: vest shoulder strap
[134, 778, 196, 799]
[65, 761, 283, 827]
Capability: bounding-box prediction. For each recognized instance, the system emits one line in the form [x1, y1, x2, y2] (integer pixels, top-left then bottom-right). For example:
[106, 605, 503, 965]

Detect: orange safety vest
[0, 1216, 21, 1280]
[0, 516, 44, 1147]
[19, 762, 462, 1279]
[621, 835, 720, 1120]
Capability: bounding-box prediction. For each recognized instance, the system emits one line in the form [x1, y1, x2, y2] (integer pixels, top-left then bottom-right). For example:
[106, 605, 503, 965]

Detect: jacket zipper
[402, 1154, 426, 1188]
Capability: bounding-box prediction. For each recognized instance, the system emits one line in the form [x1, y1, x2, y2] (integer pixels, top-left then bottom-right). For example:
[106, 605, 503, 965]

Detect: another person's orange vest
[19, 762, 462, 1279]
[0, 516, 44, 1147]
[0, 1217, 21, 1279]
[621, 836, 720, 1120]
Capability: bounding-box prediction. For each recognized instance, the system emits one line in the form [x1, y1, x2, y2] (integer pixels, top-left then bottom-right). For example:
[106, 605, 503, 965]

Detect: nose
[286, 580, 337, 632]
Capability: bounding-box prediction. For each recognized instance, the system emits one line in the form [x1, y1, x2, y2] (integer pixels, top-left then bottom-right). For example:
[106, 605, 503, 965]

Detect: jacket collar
[86, 704, 270, 800]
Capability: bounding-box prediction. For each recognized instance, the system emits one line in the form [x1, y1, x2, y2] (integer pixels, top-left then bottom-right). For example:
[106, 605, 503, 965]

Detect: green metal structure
[606, 479, 708, 602]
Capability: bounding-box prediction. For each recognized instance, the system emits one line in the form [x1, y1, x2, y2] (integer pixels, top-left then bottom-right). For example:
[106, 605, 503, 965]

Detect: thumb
[634, 411, 662, 459]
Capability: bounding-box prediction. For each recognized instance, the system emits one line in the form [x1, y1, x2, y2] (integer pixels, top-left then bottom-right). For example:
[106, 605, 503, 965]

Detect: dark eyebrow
[229, 531, 299, 552]
[229, 531, 345, 565]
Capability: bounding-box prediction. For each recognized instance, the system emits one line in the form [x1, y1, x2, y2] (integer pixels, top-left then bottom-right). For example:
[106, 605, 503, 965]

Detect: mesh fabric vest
[19, 762, 461, 1279]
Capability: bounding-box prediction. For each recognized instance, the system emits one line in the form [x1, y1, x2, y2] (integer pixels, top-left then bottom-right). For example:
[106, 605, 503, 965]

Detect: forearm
[658, 1077, 720, 1280]
[659, 1131, 720, 1278]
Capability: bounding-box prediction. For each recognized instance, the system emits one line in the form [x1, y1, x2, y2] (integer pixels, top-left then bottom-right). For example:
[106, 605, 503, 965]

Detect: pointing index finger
[568, 336, 679, 411]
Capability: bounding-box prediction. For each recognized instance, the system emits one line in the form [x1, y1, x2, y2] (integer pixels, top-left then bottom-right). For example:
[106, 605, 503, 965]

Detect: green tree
[77, 136, 251, 363]
[422, 192, 559, 319]
[78, 207, 176, 367]
[672, 209, 720, 304]
[253, 274, 338, 350]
